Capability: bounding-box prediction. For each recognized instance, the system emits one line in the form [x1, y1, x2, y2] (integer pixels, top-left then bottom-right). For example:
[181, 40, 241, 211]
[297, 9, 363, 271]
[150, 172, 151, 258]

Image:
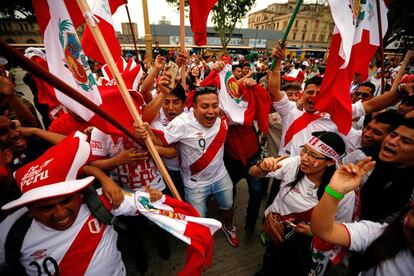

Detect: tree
[166, 0, 256, 52]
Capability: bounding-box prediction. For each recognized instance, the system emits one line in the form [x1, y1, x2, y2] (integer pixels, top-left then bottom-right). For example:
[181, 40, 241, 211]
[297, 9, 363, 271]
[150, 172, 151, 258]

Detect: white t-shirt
[344, 220, 414, 276]
[150, 109, 181, 171]
[273, 93, 365, 156]
[161, 111, 228, 188]
[90, 128, 166, 192]
[264, 156, 354, 223]
[0, 190, 143, 276]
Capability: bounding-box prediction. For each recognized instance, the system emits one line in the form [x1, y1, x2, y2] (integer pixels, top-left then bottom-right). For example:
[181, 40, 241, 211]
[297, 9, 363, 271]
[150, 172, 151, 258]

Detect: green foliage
[166, 0, 256, 51]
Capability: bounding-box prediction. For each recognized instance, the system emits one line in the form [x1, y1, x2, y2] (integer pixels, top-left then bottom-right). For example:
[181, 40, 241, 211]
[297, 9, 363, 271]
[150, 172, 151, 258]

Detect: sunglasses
[195, 86, 216, 93]
[353, 91, 371, 99]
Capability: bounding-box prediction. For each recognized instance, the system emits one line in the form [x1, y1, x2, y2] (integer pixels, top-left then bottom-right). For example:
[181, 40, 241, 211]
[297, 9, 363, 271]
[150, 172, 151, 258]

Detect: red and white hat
[2, 132, 94, 210]
[307, 135, 341, 161]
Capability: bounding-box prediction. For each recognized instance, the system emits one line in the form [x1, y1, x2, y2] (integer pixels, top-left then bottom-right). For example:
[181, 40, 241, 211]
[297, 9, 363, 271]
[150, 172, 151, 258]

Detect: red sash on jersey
[283, 112, 321, 147]
[58, 198, 110, 275]
[189, 119, 228, 176]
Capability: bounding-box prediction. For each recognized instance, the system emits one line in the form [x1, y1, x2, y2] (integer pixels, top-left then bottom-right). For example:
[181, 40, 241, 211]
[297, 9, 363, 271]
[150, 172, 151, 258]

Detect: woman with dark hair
[186, 65, 201, 91]
[311, 157, 414, 276]
[250, 131, 352, 275]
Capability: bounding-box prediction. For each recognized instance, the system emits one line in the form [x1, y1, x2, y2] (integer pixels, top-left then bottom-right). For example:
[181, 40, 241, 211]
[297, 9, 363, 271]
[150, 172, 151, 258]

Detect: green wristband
[325, 185, 344, 200]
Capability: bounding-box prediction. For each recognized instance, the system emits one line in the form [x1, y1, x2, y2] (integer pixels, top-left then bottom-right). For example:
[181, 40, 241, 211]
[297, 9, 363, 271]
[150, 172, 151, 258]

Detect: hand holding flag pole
[76, 0, 182, 200]
[269, 0, 303, 71]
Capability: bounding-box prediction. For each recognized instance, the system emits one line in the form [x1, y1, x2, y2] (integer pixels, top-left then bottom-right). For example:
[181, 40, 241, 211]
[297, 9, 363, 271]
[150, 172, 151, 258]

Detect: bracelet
[325, 185, 344, 200]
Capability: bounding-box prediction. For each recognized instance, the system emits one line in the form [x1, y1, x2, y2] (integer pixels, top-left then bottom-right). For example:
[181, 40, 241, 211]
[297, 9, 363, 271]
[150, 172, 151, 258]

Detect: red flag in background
[188, 0, 218, 46]
[314, 0, 388, 134]
[81, 0, 124, 64]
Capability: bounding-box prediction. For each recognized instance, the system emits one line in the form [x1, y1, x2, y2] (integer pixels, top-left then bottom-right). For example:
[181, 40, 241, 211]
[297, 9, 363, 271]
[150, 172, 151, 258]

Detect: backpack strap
[82, 185, 126, 231]
[4, 211, 33, 274]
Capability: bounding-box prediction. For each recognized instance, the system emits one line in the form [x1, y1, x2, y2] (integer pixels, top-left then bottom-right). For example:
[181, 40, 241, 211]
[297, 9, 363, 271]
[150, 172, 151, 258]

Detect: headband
[307, 135, 340, 161]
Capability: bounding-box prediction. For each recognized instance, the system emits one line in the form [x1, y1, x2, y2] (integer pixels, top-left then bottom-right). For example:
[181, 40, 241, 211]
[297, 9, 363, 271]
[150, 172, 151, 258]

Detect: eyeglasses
[299, 145, 329, 160]
[353, 91, 371, 99]
[195, 86, 217, 93]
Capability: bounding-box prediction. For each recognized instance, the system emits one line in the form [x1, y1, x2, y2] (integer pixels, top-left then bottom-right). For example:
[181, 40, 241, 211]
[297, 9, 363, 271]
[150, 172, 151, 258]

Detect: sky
[112, 0, 284, 38]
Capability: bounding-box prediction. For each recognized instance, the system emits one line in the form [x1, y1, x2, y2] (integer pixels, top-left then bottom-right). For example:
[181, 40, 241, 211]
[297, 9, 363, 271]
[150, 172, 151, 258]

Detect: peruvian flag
[32, 0, 144, 136]
[135, 192, 222, 275]
[314, 0, 388, 134]
[188, 0, 218, 46]
[81, 0, 124, 64]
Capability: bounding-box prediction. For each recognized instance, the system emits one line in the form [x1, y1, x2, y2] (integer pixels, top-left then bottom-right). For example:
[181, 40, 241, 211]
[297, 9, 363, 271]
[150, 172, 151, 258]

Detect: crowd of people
[0, 38, 413, 276]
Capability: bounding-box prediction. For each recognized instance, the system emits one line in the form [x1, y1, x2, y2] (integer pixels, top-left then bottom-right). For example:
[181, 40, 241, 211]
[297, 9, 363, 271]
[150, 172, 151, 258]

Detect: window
[293, 32, 297, 40]
[312, 33, 316, 41]
[295, 20, 299, 27]
[304, 21, 308, 29]
[302, 33, 306, 40]
[276, 22, 279, 30]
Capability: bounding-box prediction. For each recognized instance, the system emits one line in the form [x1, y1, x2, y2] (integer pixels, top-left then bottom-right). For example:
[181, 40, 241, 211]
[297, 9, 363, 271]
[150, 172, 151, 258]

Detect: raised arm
[362, 82, 413, 115]
[311, 158, 376, 247]
[268, 41, 285, 102]
[18, 126, 65, 145]
[0, 75, 39, 127]
[140, 55, 166, 104]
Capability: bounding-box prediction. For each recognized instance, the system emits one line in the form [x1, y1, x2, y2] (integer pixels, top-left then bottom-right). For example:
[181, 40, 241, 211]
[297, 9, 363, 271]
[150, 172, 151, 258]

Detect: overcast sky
[112, 0, 285, 38]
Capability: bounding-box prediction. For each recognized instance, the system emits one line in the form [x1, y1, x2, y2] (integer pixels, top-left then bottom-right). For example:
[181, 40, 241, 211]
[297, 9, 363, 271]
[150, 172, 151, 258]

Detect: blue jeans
[184, 173, 233, 217]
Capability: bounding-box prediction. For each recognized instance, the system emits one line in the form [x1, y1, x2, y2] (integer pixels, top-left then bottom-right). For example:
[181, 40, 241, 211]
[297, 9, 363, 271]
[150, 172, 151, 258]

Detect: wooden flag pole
[180, 0, 187, 89]
[76, 0, 181, 200]
[269, 0, 303, 70]
[375, 0, 385, 94]
[390, 50, 413, 92]
[142, 0, 153, 68]
[0, 40, 140, 145]
[123, 0, 140, 61]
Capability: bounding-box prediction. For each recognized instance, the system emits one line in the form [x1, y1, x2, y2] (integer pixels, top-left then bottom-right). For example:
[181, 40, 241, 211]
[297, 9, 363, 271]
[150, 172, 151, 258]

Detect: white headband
[307, 136, 340, 161]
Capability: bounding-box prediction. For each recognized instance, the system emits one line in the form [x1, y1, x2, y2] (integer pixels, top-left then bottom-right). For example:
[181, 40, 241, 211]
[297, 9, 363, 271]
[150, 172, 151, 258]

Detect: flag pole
[390, 50, 413, 92]
[76, 0, 182, 200]
[180, 0, 187, 89]
[142, 0, 153, 68]
[269, 0, 303, 70]
[375, 0, 385, 94]
[0, 39, 140, 145]
[123, 0, 140, 61]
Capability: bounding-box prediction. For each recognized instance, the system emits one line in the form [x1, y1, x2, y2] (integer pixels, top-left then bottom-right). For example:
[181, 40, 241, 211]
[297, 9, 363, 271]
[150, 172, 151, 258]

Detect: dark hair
[285, 131, 345, 200]
[242, 63, 250, 69]
[171, 82, 186, 103]
[281, 82, 301, 91]
[357, 81, 376, 95]
[193, 86, 217, 104]
[304, 75, 323, 89]
[349, 206, 410, 275]
[232, 64, 242, 71]
[401, 117, 414, 130]
[371, 111, 404, 130]
[401, 95, 414, 107]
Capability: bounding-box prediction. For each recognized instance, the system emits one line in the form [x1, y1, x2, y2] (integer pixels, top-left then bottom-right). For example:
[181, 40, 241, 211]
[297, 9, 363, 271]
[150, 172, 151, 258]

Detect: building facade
[248, 0, 334, 56]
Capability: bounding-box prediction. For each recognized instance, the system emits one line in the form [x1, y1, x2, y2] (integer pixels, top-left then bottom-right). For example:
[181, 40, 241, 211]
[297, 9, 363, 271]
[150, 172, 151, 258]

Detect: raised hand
[329, 157, 376, 194]
[258, 155, 288, 172]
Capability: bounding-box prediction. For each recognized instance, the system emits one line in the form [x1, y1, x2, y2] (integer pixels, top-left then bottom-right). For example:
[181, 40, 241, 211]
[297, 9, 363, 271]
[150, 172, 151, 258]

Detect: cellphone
[166, 61, 179, 90]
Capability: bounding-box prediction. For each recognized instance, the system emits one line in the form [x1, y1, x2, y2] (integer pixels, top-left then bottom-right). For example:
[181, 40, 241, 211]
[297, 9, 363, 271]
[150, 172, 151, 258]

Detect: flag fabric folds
[188, 0, 218, 46]
[81, 0, 124, 64]
[314, 0, 388, 134]
[135, 192, 221, 276]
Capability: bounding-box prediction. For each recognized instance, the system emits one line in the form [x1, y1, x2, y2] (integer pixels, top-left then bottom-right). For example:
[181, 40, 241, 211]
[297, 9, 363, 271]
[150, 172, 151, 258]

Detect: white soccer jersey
[273, 93, 365, 156]
[90, 128, 166, 192]
[160, 111, 228, 188]
[150, 109, 181, 171]
[0, 191, 141, 276]
[264, 156, 354, 223]
[344, 220, 414, 276]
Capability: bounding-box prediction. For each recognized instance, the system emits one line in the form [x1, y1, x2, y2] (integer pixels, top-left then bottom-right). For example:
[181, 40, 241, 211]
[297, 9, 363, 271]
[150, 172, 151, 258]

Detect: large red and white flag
[315, 0, 388, 134]
[188, 0, 218, 46]
[32, 0, 143, 136]
[81, 0, 124, 64]
[135, 193, 221, 276]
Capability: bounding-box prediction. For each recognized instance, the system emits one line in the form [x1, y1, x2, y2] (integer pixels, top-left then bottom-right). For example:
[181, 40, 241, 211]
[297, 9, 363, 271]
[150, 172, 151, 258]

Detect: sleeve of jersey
[272, 93, 297, 119]
[160, 118, 186, 146]
[352, 101, 366, 118]
[342, 220, 387, 252]
[89, 128, 109, 158]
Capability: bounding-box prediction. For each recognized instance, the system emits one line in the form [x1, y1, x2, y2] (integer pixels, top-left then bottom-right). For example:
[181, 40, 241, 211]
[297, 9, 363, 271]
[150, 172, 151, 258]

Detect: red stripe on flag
[189, 119, 227, 176]
[283, 112, 321, 147]
[58, 214, 107, 275]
